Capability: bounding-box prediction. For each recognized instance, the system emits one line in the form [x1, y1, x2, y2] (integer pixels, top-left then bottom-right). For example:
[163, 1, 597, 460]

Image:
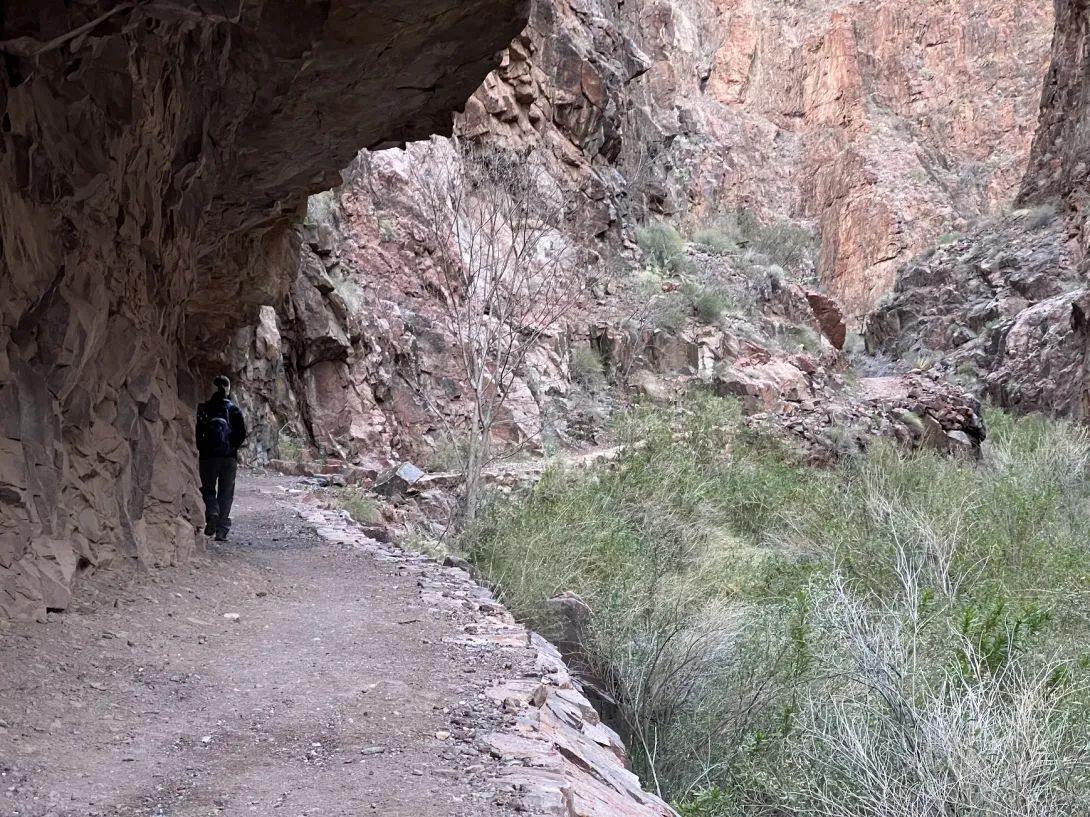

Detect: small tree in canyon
[410, 138, 586, 520]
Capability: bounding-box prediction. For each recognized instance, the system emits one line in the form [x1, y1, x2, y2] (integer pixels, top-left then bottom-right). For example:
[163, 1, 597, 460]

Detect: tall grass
[464, 397, 1090, 815]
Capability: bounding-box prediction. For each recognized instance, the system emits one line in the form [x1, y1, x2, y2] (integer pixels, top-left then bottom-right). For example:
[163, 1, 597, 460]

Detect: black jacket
[195, 394, 247, 459]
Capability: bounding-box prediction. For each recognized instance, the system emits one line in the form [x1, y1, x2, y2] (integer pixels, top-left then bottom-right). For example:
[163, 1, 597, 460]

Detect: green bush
[692, 228, 738, 256]
[682, 282, 733, 325]
[637, 222, 689, 275]
[336, 488, 378, 524]
[652, 294, 691, 331]
[570, 345, 607, 389]
[277, 432, 302, 461]
[752, 221, 815, 271]
[467, 402, 1090, 812]
[700, 208, 816, 272]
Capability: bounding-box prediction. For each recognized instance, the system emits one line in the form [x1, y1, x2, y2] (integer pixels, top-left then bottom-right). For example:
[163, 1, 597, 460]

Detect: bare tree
[410, 138, 586, 520]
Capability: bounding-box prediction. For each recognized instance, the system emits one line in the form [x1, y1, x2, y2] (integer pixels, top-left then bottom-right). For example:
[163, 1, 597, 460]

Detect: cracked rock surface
[0, 0, 528, 620]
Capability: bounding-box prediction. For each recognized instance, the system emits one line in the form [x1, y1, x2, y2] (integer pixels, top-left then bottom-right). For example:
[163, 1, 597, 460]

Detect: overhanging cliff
[0, 0, 529, 619]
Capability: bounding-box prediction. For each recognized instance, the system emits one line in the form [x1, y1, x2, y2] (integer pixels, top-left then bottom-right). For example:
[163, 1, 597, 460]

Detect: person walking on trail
[195, 375, 247, 541]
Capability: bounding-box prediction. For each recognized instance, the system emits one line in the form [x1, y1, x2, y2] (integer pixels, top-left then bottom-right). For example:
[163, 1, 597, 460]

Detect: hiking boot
[204, 513, 219, 537]
[214, 532, 228, 542]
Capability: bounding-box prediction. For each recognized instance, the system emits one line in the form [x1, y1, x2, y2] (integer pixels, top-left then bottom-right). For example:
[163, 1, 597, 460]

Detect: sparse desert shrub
[702, 208, 816, 273]
[426, 434, 471, 472]
[336, 488, 378, 524]
[843, 332, 866, 355]
[682, 282, 733, 325]
[693, 291, 729, 324]
[652, 294, 691, 332]
[1026, 202, 1058, 231]
[753, 221, 815, 271]
[277, 432, 302, 461]
[570, 345, 607, 389]
[820, 424, 860, 460]
[937, 231, 963, 245]
[637, 222, 689, 275]
[692, 228, 738, 256]
[777, 324, 821, 355]
[467, 403, 1090, 811]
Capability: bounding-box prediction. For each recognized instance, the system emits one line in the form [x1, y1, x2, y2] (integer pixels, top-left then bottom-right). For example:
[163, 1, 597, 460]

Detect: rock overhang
[0, 0, 530, 619]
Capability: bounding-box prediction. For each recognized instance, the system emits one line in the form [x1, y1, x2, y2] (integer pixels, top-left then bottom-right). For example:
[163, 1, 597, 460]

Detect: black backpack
[202, 402, 234, 457]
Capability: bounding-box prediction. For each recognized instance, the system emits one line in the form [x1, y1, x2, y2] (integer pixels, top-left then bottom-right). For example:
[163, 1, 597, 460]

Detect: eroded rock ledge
[0, 0, 529, 619]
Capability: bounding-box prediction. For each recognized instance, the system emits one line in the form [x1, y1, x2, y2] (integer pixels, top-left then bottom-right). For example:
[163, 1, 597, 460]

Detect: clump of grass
[277, 432, 302, 461]
[698, 208, 816, 272]
[777, 324, 821, 354]
[468, 400, 1090, 812]
[336, 488, 378, 524]
[637, 222, 689, 275]
[652, 294, 691, 332]
[692, 228, 738, 256]
[570, 345, 607, 389]
[682, 281, 733, 325]
[1026, 202, 1058, 231]
[937, 231, 963, 245]
[426, 433, 470, 472]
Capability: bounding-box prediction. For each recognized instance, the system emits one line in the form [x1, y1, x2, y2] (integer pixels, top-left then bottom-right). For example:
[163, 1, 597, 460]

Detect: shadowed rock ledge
[0, 0, 529, 620]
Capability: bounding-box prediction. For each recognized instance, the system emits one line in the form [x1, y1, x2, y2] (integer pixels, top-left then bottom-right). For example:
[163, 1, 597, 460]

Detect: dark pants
[199, 456, 237, 537]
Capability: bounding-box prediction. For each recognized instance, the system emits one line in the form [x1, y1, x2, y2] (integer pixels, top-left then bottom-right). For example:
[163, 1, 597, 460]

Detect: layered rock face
[651, 0, 1053, 321]
[1020, 0, 1090, 259]
[457, 0, 1054, 316]
[0, 0, 528, 619]
[864, 209, 1090, 418]
[865, 0, 1090, 422]
[235, 0, 1052, 468]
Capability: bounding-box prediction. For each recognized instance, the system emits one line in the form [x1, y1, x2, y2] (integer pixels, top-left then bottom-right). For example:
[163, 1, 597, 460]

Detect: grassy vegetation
[694, 208, 816, 273]
[1026, 202, 1058, 231]
[692, 228, 738, 256]
[336, 488, 379, 524]
[681, 281, 734, 325]
[277, 432, 302, 461]
[464, 396, 1090, 815]
[637, 222, 690, 276]
[570, 344, 607, 390]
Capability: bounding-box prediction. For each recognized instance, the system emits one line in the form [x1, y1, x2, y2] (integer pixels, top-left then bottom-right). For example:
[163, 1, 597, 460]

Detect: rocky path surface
[0, 477, 526, 817]
[0, 476, 674, 817]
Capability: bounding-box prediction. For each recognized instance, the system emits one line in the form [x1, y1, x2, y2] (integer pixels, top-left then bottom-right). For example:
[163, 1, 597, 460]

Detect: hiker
[195, 375, 247, 541]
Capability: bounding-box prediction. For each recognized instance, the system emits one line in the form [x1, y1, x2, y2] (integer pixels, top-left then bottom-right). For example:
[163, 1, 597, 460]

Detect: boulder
[805, 290, 847, 351]
[374, 462, 426, 497]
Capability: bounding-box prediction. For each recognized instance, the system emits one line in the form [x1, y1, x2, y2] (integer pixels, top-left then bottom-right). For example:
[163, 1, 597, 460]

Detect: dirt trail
[0, 477, 520, 817]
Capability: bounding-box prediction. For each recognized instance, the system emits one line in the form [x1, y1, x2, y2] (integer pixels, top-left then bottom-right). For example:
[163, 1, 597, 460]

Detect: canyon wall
[0, 0, 528, 620]
[640, 0, 1053, 321]
[237, 0, 1055, 464]
[866, 0, 1090, 421]
[1020, 0, 1090, 261]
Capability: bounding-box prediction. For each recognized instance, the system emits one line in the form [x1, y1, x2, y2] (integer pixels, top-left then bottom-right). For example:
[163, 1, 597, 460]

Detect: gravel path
[0, 476, 520, 817]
